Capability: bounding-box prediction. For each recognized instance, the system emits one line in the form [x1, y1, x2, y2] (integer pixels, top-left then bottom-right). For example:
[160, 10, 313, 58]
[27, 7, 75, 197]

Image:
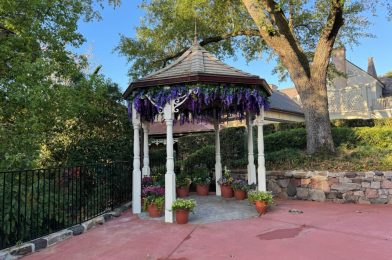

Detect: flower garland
[127, 84, 269, 123]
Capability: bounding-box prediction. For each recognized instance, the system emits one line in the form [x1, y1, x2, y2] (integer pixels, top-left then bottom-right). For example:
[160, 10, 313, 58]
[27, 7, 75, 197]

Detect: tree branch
[242, 0, 311, 85]
[311, 0, 344, 77]
[152, 29, 260, 67]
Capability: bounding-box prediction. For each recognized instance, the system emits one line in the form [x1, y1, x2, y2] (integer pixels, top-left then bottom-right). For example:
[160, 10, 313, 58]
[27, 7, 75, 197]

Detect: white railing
[374, 97, 392, 109]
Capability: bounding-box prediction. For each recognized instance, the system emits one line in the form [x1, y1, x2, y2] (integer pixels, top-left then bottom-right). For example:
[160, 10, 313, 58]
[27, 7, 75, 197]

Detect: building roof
[149, 121, 214, 136]
[123, 41, 271, 98]
[280, 88, 299, 99]
[269, 90, 303, 115]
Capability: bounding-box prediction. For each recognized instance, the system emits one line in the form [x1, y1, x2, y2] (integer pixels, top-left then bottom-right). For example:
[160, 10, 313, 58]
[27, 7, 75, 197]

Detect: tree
[0, 0, 127, 170]
[118, 0, 390, 154]
[384, 71, 392, 77]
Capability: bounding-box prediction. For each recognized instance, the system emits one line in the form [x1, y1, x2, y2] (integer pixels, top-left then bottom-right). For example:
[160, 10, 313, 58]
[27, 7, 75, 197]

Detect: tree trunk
[296, 78, 335, 154]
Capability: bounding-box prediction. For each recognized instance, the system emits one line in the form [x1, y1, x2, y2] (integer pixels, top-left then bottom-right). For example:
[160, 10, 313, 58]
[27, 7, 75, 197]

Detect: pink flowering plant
[141, 176, 154, 188]
[142, 185, 165, 210]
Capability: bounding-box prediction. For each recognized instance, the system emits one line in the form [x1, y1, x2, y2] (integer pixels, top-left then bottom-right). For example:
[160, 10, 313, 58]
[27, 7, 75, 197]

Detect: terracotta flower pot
[175, 209, 190, 224]
[234, 189, 247, 200]
[221, 185, 234, 198]
[177, 186, 190, 198]
[255, 200, 267, 215]
[148, 203, 163, 218]
[196, 184, 209, 196]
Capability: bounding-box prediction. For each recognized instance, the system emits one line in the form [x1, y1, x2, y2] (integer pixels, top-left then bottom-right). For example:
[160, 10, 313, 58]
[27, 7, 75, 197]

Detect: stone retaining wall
[266, 171, 392, 204]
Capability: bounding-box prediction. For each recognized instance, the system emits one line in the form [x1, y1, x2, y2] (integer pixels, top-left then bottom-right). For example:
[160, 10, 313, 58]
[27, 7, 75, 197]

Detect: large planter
[221, 185, 234, 198]
[255, 200, 267, 215]
[177, 186, 190, 198]
[196, 184, 209, 196]
[234, 189, 246, 200]
[175, 209, 190, 224]
[147, 203, 163, 218]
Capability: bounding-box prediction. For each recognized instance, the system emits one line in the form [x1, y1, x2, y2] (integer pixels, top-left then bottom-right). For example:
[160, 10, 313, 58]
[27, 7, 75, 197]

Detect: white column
[214, 119, 222, 196]
[142, 122, 150, 176]
[247, 112, 257, 184]
[256, 107, 266, 191]
[132, 104, 142, 213]
[163, 101, 176, 223]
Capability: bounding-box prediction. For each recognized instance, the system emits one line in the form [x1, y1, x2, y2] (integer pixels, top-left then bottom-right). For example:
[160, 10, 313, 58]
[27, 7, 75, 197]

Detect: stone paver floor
[139, 195, 259, 223]
[25, 198, 392, 260]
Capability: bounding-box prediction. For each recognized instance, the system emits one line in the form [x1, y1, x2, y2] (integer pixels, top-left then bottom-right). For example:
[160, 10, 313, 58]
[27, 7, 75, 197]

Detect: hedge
[264, 126, 392, 152]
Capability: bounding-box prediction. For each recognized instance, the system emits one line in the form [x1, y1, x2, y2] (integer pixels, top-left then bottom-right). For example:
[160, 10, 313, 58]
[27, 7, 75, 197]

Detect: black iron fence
[0, 161, 132, 250]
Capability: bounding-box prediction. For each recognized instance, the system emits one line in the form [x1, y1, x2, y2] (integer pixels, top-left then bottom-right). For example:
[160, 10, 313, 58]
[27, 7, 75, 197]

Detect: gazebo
[123, 38, 272, 223]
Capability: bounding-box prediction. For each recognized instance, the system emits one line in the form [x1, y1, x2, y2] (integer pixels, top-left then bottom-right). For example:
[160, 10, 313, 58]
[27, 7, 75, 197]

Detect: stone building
[282, 47, 392, 119]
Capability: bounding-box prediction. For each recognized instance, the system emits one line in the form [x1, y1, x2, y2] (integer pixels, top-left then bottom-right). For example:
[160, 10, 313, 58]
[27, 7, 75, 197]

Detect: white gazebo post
[214, 118, 222, 196]
[247, 112, 257, 184]
[142, 122, 150, 176]
[132, 104, 142, 213]
[256, 107, 266, 191]
[163, 101, 176, 223]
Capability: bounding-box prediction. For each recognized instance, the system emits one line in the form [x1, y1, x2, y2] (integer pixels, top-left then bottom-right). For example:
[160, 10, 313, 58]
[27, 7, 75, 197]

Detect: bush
[183, 145, 215, 171]
[264, 128, 307, 152]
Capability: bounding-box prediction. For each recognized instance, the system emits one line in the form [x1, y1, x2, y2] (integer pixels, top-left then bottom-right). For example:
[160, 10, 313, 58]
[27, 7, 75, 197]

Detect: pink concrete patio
[25, 200, 392, 260]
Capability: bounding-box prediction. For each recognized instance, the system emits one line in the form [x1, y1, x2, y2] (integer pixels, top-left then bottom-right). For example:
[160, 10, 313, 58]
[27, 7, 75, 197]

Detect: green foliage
[383, 71, 392, 77]
[183, 145, 215, 171]
[217, 168, 234, 186]
[177, 124, 392, 172]
[117, 0, 388, 81]
[192, 168, 212, 185]
[172, 199, 196, 212]
[149, 148, 167, 169]
[248, 191, 274, 205]
[0, 0, 129, 170]
[231, 179, 255, 191]
[177, 133, 214, 161]
[149, 196, 165, 209]
[265, 128, 307, 152]
[176, 175, 192, 188]
[0, 162, 131, 249]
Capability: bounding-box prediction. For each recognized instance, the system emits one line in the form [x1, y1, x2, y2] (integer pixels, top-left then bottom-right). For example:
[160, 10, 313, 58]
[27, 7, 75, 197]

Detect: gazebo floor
[139, 194, 259, 224]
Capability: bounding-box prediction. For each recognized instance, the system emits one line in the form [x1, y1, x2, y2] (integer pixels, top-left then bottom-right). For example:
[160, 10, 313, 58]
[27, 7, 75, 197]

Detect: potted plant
[217, 167, 234, 198]
[231, 179, 256, 200]
[147, 196, 165, 217]
[172, 198, 196, 224]
[193, 169, 211, 196]
[176, 175, 192, 197]
[141, 176, 154, 209]
[248, 191, 274, 214]
[142, 185, 165, 217]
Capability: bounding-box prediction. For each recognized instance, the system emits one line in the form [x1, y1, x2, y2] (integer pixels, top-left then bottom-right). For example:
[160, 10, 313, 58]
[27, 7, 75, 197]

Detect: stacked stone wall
[267, 171, 392, 204]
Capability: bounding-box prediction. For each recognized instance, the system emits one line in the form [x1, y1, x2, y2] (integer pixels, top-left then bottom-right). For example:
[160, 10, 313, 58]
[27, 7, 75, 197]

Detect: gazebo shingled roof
[123, 41, 272, 98]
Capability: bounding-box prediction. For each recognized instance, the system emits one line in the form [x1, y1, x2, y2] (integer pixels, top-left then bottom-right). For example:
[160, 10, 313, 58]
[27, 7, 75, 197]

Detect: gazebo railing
[0, 161, 132, 250]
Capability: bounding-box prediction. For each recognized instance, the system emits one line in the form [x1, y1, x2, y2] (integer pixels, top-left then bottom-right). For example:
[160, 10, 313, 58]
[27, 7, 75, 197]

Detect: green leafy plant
[176, 175, 192, 188]
[146, 196, 165, 210]
[217, 167, 233, 186]
[171, 199, 196, 212]
[192, 168, 211, 185]
[248, 191, 274, 205]
[231, 179, 256, 191]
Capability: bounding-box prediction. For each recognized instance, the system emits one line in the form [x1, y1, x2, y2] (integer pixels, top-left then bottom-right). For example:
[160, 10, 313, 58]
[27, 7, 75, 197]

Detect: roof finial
[193, 19, 198, 45]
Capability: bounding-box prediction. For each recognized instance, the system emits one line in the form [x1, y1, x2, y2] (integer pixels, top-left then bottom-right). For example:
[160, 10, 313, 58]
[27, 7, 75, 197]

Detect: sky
[75, 1, 392, 92]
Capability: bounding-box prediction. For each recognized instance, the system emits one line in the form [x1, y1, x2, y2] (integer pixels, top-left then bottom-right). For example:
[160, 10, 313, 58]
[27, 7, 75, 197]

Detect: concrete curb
[0, 201, 132, 259]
